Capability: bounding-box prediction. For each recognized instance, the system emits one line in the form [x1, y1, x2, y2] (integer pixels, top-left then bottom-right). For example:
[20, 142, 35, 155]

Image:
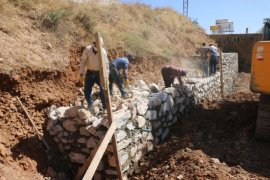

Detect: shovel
[16, 96, 53, 160]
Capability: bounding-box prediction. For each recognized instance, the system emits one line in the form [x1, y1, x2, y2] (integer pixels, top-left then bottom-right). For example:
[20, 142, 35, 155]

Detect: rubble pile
[46, 53, 238, 178]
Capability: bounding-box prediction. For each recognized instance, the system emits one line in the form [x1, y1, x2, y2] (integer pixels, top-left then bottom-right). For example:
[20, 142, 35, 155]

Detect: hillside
[0, 0, 212, 179]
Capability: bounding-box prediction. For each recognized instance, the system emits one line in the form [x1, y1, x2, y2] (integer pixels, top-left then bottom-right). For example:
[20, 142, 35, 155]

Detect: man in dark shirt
[161, 66, 187, 88]
[197, 42, 209, 77]
[109, 55, 134, 98]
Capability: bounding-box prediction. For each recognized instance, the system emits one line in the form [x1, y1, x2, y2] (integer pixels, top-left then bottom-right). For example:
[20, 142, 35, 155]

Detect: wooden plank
[75, 32, 123, 180]
[95, 32, 123, 179]
[82, 121, 117, 180]
[219, 52, 224, 99]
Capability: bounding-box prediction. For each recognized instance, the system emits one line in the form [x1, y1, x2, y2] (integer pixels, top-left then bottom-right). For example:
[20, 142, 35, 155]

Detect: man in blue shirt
[109, 55, 134, 98]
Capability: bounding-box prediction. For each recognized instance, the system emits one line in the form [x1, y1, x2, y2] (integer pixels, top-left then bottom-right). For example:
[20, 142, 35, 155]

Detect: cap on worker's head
[127, 54, 135, 61]
[181, 70, 187, 76]
[92, 37, 104, 46]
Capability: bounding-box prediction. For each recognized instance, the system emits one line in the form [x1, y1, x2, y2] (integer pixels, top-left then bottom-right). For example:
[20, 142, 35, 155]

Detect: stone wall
[46, 53, 238, 179]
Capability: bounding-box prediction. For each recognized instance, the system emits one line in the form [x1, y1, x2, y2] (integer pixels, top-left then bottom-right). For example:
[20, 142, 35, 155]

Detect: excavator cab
[250, 21, 270, 140]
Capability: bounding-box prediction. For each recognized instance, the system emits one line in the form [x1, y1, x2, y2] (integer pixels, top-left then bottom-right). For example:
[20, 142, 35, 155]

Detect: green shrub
[123, 32, 148, 56]
[75, 12, 97, 33]
[42, 9, 69, 30]
[9, 0, 39, 11]
[142, 29, 152, 40]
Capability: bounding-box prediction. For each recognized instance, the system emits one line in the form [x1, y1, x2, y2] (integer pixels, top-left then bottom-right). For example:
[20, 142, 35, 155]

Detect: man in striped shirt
[161, 66, 187, 88]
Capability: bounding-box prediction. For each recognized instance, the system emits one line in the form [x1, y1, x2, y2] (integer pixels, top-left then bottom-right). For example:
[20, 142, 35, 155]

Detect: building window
[233, 37, 240, 43]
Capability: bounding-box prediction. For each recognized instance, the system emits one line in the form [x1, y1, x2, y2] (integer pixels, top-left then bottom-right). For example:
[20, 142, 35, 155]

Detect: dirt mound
[132, 89, 270, 179]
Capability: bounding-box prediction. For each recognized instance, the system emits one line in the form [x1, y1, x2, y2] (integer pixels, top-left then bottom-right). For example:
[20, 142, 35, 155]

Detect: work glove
[79, 74, 84, 87]
[124, 80, 130, 88]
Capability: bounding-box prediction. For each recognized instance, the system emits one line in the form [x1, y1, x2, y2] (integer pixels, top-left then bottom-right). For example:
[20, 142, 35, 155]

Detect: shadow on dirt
[10, 135, 72, 178]
[146, 97, 270, 178]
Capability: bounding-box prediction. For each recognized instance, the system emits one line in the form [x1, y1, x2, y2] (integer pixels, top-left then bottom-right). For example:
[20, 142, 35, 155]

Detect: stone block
[136, 116, 146, 128]
[145, 110, 157, 120]
[148, 96, 162, 109]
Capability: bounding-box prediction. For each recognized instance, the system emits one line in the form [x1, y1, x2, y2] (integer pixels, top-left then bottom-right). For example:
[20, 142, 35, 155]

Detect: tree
[258, 18, 270, 33]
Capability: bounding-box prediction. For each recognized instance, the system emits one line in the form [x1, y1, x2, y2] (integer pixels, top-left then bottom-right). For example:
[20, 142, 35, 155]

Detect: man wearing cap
[79, 38, 108, 108]
[161, 66, 187, 88]
[109, 55, 133, 98]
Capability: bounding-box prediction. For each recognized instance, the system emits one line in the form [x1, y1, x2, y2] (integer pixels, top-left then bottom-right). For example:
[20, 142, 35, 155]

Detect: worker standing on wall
[79, 38, 108, 109]
[208, 43, 219, 75]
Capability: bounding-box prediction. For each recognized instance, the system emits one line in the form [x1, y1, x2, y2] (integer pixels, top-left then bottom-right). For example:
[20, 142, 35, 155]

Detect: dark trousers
[202, 59, 209, 77]
[161, 68, 174, 88]
[210, 55, 218, 75]
[84, 70, 105, 108]
[109, 65, 127, 96]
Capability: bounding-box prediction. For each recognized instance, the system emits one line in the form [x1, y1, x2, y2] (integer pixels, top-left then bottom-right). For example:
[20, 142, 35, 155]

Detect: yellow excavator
[250, 21, 270, 140]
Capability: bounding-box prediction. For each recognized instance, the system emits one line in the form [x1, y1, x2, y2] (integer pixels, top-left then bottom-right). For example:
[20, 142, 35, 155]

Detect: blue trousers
[84, 70, 106, 108]
[109, 65, 127, 96]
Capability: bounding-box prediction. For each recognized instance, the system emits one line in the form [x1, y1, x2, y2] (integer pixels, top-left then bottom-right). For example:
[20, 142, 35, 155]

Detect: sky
[121, 0, 270, 34]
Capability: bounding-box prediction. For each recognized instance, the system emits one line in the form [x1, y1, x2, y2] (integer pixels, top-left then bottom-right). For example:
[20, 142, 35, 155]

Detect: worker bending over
[161, 66, 187, 88]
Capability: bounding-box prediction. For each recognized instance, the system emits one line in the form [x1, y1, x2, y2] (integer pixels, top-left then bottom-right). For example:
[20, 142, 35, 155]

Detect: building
[209, 33, 262, 72]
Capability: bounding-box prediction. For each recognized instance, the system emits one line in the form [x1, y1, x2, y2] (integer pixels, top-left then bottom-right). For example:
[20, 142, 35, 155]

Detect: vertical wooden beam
[219, 52, 224, 99]
[74, 32, 123, 180]
[95, 32, 123, 179]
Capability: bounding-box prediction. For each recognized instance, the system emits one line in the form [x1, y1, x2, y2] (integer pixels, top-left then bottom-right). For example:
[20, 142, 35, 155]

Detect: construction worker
[161, 66, 187, 88]
[196, 42, 209, 77]
[208, 43, 219, 75]
[79, 38, 108, 109]
[109, 54, 134, 98]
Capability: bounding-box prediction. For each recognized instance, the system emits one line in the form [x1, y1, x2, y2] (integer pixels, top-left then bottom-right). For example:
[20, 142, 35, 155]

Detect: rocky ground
[132, 73, 270, 180]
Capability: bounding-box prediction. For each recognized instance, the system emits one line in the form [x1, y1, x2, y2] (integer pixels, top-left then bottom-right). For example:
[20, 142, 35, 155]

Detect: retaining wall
[46, 53, 238, 179]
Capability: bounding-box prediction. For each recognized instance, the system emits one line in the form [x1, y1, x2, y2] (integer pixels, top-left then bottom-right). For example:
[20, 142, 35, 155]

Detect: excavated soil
[132, 74, 270, 180]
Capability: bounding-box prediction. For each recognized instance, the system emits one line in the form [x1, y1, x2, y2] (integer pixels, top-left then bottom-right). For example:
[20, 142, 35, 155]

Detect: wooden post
[95, 32, 123, 180]
[75, 32, 123, 180]
[219, 52, 224, 99]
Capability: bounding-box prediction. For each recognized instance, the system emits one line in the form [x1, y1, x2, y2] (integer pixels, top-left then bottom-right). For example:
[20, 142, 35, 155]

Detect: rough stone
[77, 138, 86, 144]
[49, 125, 63, 136]
[119, 150, 129, 165]
[114, 110, 131, 128]
[148, 97, 162, 109]
[149, 83, 160, 93]
[161, 128, 170, 141]
[62, 120, 77, 132]
[64, 106, 81, 118]
[136, 116, 146, 128]
[86, 137, 97, 148]
[118, 139, 131, 150]
[126, 123, 135, 130]
[89, 106, 99, 115]
[136, 102, 148, 116]
[130, 145, 137, 157]
[79, 127, 91, 136]
[69, 152, 86, 164]
[116, 130, 127, 142]
[78, 109, 92, 120]
[145, 110, 157, 120]
[105, 169, 118, 176]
